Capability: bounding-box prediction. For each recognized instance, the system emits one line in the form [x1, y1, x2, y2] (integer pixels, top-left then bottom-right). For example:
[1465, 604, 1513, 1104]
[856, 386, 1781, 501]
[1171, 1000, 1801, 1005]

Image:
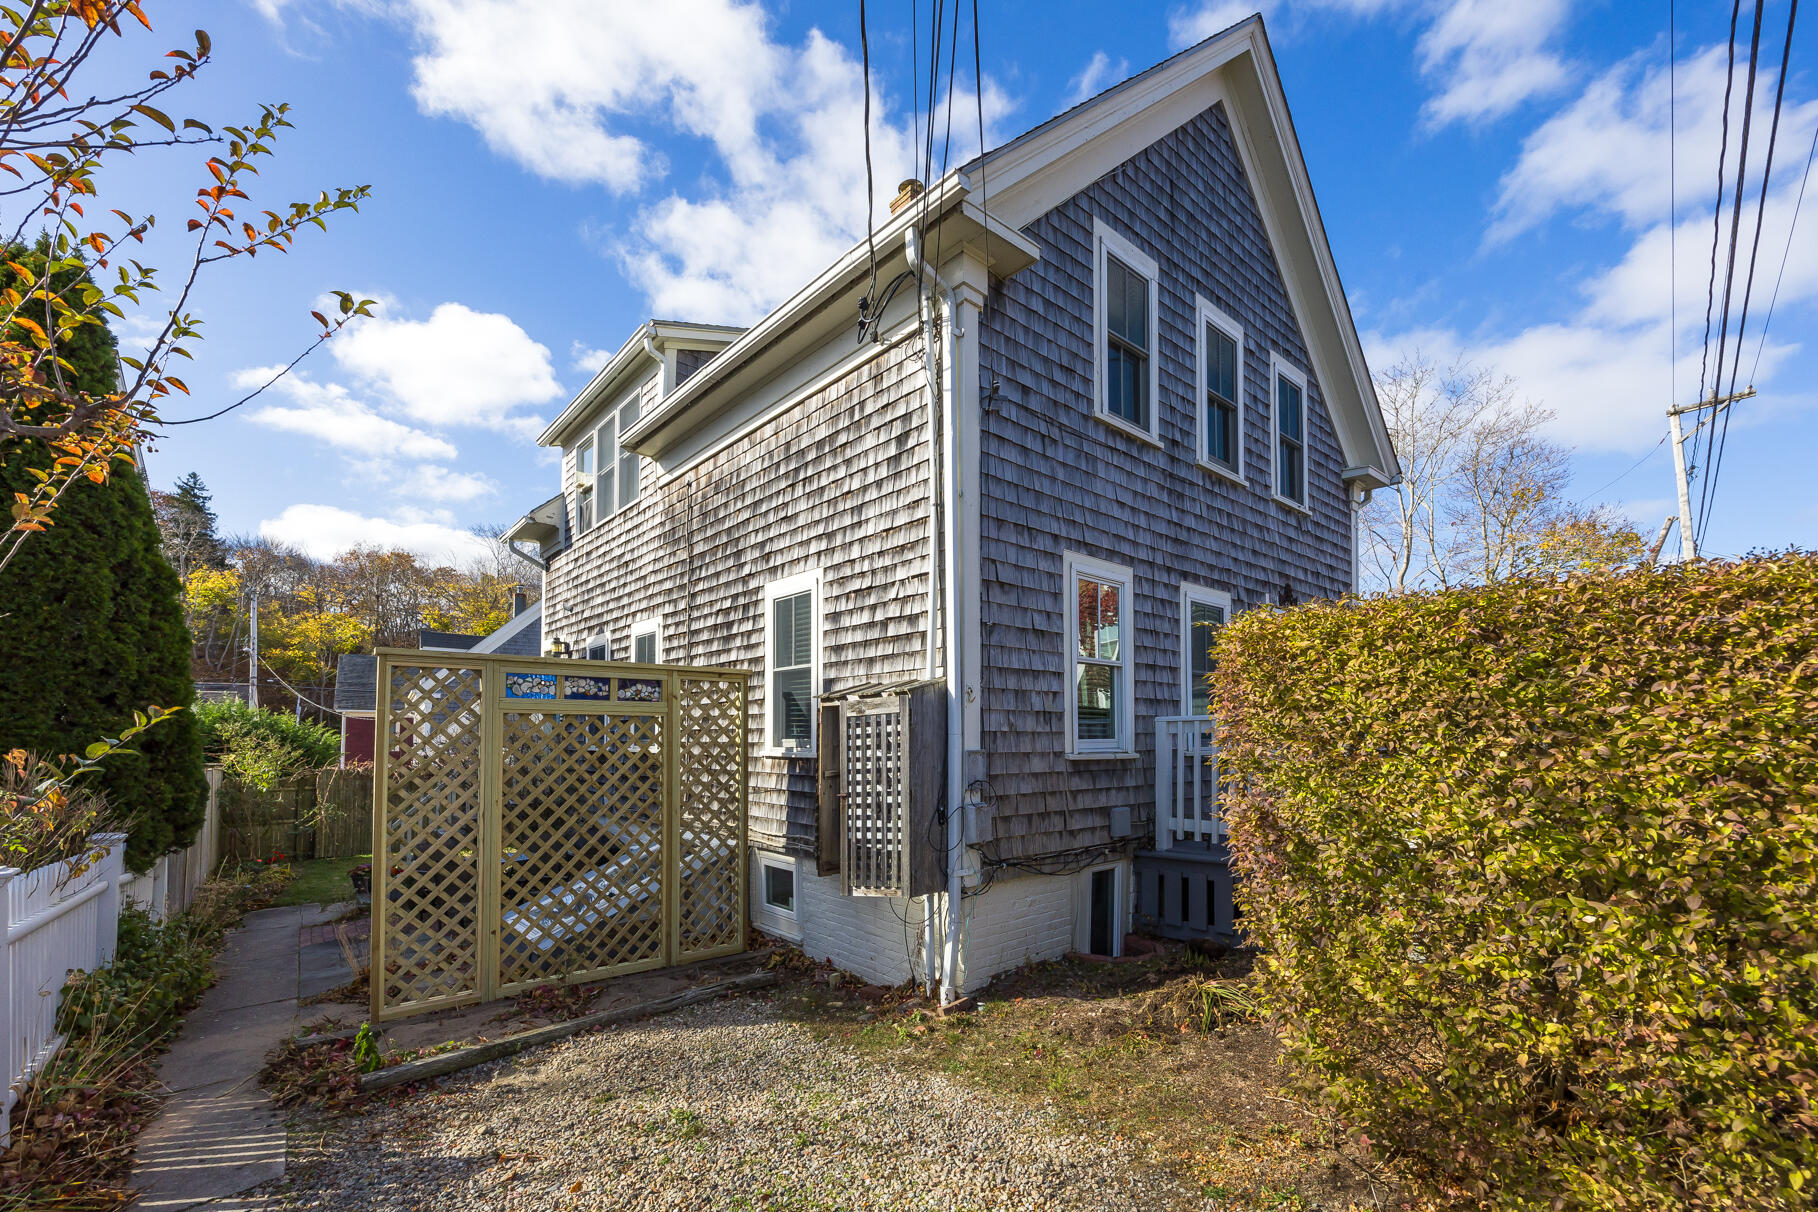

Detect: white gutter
[905, 227, 970, 1006]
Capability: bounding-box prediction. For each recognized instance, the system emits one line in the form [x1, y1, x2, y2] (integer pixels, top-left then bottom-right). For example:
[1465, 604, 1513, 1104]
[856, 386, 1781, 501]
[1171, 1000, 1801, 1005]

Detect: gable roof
[612, 14, 1396, 486]
[540, 319, 743, 449]
[969, 14, 1397, 486]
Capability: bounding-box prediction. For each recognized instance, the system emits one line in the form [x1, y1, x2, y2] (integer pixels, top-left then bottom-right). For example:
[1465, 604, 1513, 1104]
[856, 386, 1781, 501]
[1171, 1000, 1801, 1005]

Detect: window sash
[575, 484, 594, 532]
[1276, 373, 1306, 504]
[770, 590, 814, 746]
[1070, 563, 1131, 751]
[1188, 600, 1225, 716]
[632, 631, 656, 664]
[762, 861, 796, 913]
[1099, 247, 1153, 431]
[1204, 323, 1239, 468]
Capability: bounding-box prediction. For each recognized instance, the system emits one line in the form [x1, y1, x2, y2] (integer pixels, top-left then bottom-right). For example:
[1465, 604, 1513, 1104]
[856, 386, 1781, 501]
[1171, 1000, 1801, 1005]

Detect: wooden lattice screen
[371, 651, 749, 1021]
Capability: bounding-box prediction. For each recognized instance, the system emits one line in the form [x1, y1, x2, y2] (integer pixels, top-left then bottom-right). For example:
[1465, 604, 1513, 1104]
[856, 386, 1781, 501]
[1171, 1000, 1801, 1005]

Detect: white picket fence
[121, 768, 224, 924]
[0, 833, 128, 1144]
[2, 768, 226, 1143]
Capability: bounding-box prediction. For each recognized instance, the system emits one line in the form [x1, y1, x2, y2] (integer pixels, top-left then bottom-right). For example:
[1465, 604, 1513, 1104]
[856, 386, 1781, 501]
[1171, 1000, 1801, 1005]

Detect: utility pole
[1666, 388, 1756, 562]
[247, 591, 259, 710]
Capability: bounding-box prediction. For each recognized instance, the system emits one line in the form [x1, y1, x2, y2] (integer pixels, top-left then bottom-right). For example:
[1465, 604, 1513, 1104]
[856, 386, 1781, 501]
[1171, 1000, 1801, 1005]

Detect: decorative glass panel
[504, 672, 556, 700]
[616, 678, 662, 703]
[563, 675, 612, 700]
[1075, 664, 1117, 741]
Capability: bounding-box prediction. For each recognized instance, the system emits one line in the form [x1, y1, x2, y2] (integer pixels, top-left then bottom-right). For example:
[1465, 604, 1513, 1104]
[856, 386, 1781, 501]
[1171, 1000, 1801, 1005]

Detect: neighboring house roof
[333, 654, 376, 714]
[605, 14, 1398, 488]
[418, 629, 483, 651]
[470, 600, 542, 656]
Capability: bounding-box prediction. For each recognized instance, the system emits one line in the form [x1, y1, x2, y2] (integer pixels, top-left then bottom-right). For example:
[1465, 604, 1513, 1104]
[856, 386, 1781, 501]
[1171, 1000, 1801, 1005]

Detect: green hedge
[1214, 555, 1818, 1211]
[195, 700, 339, 790]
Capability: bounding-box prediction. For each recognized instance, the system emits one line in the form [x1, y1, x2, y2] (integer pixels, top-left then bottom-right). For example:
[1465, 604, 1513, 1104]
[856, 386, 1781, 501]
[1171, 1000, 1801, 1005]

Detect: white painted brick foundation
[750, 850, 1132, 993]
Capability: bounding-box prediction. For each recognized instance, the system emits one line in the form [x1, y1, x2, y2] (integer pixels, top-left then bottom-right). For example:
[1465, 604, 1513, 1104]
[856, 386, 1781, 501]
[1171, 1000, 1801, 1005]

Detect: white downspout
[907, 228, 969, 1002]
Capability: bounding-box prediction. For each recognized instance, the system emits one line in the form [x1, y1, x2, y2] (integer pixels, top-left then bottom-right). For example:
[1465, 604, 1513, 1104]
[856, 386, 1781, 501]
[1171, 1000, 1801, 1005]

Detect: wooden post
[369, 654, 391, 1024]
[0, 864, 16, 1146]
[477, 660, 502, 1004]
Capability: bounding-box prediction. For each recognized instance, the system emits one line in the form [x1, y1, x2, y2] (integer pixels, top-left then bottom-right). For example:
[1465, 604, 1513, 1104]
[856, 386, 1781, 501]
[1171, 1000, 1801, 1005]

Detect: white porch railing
[1, 832, 127, 1144]
[1154, 715, 1222, 850]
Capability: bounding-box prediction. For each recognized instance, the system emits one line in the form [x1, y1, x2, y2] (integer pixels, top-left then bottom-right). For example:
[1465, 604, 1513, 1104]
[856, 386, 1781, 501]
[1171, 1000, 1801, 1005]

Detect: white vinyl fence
[0, 832, 128, 1144]
[2, 768, 228, 1144]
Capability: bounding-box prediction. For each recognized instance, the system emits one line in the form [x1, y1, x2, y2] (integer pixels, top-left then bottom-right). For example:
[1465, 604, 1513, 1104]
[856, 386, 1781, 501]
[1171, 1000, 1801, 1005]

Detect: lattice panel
[379, 663, 484, 1015]
[675, 676, 745, 958]
[844, 707, 906, 895]
[498, 711, 666, 988]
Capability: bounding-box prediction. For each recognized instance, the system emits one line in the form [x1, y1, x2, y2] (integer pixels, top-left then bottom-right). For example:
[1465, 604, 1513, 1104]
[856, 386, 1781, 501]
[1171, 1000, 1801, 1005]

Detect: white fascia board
[619, 174, 1034, 458]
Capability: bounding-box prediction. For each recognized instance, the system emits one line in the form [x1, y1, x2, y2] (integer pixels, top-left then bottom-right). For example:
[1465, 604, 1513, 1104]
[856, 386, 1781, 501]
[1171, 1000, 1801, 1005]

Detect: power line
[1695, 0, 1744, 413]
[858, 0, 877, 304]
[1703, 0, 1799, 548]
[1749, 114, 1817, 383]
[1695, 0, 1765, 543]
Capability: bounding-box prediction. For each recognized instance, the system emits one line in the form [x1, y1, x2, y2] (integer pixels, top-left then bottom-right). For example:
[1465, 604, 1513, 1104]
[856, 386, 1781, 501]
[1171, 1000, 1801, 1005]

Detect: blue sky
[125, 1, 1817, 565]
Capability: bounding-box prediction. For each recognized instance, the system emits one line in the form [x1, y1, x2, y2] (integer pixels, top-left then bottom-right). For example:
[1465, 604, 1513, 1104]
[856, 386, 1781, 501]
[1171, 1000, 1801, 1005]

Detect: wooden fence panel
[314, 767, 373, 859]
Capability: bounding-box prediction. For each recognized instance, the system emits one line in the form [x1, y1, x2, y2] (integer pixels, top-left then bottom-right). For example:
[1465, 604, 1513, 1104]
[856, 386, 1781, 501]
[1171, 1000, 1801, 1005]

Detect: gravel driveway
[266, 994, 1207, 1211]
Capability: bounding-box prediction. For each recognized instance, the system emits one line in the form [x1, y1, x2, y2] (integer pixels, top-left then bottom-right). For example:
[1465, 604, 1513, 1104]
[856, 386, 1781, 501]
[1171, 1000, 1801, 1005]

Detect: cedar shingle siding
[545, 335, 933, 854]
[976, 102, 1353, 861]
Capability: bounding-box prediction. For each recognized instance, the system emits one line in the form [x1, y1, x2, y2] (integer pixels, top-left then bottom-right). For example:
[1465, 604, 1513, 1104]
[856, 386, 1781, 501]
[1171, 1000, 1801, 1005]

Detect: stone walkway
[128, 903, 361, 1211]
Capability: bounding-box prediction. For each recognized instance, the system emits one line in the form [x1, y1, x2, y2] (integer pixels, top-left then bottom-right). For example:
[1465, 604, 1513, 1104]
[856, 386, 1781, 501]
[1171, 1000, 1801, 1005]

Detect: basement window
[759, 853, 796, 916]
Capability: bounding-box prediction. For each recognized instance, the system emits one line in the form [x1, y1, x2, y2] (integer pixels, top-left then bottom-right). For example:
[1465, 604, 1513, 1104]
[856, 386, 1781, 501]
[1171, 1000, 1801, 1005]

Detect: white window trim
[762, 569, 822, 757]
[1063, 551, 1136, 760]
[1269, 352, 1312, 513]
[1194, 296, 1246, 484]
[1178, 583, 1233, 715]
[1091, 217, 1162, 445]
[629, 616, 662, 664]
[580, 632, 611, 662]
[756, 851, 799, 924]
[571, 435, 597, 532]
[1073, 860, 1128, 957]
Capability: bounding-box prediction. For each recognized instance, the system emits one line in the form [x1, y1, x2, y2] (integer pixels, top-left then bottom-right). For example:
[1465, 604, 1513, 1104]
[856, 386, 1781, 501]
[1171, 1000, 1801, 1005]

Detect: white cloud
[1168, 1, 1569, 127]
[1065, 51, 1131, 109]
[570, 341, 614, 376]
[259, 503, 497, 566]
[1415, 0, 1572, 128]
[242, 369, 458, 460]
[380, 0, 1015, 324]
[1489, 45, 1818, 244]
[329, 300, 560, 429]
[1168, 2, 1277, 48]
[391, 464, 497, 504]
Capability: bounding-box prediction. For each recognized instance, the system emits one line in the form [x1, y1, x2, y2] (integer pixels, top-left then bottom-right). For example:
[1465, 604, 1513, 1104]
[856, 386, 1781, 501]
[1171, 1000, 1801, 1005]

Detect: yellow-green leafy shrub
[1214, 555, 1818, 1211]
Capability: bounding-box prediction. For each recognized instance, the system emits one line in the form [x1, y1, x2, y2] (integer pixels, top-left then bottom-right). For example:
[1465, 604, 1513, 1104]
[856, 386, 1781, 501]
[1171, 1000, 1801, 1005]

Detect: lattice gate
[370, 651, 749, 1021]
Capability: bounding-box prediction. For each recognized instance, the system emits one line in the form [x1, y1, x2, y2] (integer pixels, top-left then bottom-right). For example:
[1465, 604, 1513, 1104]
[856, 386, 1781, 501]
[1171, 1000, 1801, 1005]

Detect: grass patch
[269, 854, 369, 907]
[772, 948, 1414, 1212]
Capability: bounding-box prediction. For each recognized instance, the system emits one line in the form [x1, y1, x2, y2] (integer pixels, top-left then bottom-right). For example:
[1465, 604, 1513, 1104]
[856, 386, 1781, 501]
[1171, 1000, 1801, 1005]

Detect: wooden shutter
[816, 700, 841, 876]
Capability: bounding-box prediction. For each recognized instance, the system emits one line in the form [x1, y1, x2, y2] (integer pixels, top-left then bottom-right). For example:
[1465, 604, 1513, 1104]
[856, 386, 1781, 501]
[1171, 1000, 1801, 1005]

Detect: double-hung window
[573, 437, 596, 532]
[596, 394, 643, 518]
[1092, 220, 1160, 441]
[1271, 355, 1309, 509]
[630, 617, 660, 664]
[1179, 584, 1232, 717]
[764, 571, 820, 754]
[1195, 298, 1244, 478]
[1066, 552, 1135, 756]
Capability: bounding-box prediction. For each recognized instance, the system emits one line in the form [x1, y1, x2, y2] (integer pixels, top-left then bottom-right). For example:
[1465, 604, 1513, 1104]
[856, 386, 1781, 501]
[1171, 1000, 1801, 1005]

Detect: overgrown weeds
[0, 864, 290, 1210]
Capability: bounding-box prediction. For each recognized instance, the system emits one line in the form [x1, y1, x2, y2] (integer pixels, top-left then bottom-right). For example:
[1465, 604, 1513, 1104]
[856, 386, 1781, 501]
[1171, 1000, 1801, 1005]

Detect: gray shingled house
[504, 17, 1398, 1000]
